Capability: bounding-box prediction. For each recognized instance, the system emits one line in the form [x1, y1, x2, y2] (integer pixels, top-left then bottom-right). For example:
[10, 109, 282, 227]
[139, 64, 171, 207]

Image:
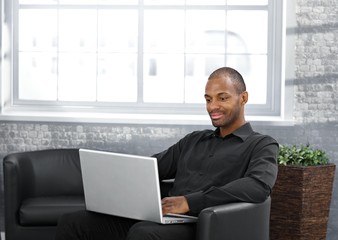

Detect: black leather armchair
[3, 148, 271, 240]
[3, 149, 86, 240]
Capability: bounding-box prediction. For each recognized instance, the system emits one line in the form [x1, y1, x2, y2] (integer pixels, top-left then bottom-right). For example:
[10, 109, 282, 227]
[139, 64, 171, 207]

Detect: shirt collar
[207, 122, 254, 141]
[231, 122, 253, 141]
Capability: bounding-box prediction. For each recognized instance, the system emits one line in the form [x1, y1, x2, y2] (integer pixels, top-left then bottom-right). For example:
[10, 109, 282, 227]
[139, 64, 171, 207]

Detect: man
[55, 67, 278, 240]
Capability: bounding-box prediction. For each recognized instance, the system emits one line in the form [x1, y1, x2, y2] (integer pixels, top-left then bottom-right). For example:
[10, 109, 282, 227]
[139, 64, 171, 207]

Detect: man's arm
[160, 175, 271, 216]
[185, 177, 271, 215]
[152, 132, 194, 180]
[185, 141, 278, 215]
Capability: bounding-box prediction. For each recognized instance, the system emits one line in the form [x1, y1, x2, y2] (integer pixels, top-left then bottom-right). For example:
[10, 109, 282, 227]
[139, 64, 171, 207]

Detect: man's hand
[161, 196, 190, 215]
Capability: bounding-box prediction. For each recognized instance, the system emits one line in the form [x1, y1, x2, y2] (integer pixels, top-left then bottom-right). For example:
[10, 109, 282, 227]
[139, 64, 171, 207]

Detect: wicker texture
[270, 164, 336, 240]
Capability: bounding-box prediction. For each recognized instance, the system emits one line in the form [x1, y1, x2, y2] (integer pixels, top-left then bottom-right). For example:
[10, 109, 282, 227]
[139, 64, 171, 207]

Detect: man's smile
[210, 111, 224, 120]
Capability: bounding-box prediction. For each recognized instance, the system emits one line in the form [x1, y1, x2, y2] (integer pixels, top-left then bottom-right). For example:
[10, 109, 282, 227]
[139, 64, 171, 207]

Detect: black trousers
[55, 210, 196, 240]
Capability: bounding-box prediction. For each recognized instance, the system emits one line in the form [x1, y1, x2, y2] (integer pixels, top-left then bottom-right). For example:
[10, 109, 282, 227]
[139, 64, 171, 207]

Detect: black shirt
[153, 122, 278, 215]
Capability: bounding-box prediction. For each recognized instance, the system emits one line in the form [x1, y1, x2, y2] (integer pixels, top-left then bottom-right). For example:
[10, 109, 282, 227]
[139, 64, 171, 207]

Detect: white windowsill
[0, 108, 294, 126]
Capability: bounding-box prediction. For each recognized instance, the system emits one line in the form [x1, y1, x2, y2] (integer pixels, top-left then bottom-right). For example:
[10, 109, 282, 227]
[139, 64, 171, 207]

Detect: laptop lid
[79, 149, 197, 224]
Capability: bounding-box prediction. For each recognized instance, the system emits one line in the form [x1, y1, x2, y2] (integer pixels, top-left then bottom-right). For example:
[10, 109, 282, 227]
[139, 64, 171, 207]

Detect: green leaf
[277, 144, 329, 166]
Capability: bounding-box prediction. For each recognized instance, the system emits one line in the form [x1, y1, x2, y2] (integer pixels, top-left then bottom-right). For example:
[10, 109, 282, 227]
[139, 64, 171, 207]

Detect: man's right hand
[161, 196, 190, 215]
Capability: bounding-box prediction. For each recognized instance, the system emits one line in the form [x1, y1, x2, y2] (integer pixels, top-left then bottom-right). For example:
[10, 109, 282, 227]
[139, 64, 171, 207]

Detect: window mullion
[56, 3, 60, 102]
[137, 1, 144, 104]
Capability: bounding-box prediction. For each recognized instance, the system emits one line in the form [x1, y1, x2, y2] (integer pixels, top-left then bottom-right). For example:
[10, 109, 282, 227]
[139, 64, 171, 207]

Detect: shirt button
[199, 172, 204, 176]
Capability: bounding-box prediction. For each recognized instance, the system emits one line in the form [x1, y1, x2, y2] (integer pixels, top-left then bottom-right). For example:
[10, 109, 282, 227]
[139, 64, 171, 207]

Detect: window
[1, 0, 285, 123]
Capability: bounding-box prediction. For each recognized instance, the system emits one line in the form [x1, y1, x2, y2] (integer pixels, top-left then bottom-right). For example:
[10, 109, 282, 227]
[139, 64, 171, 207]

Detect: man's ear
[241, 91, 248, 105]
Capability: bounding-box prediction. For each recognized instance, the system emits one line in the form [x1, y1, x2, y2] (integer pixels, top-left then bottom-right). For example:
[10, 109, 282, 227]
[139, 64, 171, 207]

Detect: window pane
[226, 53, 251, 77]
[97, 53, 137, 102]
[144, 10, 185, 53]
[227, 11, 268, 54]
[245, 55, 267, 104]
[143, 54, 184, 103]
[19, 0, 57, 4]
[19, 53, 57, 100]
[227, 0, 268, 5]
[227, 55, 267, 104]
[144, 0, 184, 5]
[59, 0, 97, 4]
[98, 10, 138, 53]
[59, 9, 97, 52]
[19, 9, 57, 51]
[185, 54, 225, 103]
[186, 0, 226, 5]
[186, 10, 226, 54]
[98, 0, 137, 4]
[58, 53, 97, 101]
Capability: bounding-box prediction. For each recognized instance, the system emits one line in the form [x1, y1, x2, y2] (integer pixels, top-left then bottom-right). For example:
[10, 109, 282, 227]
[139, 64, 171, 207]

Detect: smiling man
[205, 67, 248, 137]
[55, 67, 278, 240]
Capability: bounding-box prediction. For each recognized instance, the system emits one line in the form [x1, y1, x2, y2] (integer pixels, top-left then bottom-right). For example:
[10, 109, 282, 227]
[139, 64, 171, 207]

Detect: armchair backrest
[4, 148, 84, 199]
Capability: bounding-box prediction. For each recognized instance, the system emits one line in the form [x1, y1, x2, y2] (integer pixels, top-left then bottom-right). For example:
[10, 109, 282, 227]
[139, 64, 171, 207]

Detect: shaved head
[208, 67, 246, 94]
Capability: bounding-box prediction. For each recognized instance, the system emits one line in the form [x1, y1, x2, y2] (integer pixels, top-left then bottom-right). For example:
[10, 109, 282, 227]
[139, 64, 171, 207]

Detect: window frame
[0, 0, 292, 125]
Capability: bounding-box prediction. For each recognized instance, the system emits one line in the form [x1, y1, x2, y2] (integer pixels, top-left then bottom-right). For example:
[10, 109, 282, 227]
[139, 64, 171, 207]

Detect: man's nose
[208, 100, 220, 111]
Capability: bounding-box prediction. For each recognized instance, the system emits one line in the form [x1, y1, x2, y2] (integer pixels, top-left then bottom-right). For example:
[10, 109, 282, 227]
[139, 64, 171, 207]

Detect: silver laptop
[79, 149, 198, 224]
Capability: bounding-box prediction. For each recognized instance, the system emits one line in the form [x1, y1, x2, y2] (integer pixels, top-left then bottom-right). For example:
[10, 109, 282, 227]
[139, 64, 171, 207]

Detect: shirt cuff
[184, 191, 204, 215]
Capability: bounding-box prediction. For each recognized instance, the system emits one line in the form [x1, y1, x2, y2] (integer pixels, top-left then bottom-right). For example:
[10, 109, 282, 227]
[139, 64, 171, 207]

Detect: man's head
[204, 67, 248, 136]
[208, 67, 246, 94]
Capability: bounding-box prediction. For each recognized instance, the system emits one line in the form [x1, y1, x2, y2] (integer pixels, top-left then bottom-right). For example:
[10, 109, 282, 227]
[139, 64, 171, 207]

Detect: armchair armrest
[196, 197, 271, 240]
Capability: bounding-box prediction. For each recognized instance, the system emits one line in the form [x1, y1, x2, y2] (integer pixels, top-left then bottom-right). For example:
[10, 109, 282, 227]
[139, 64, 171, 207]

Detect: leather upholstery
[3, 148, 85, 240]
[3, 148, 271, 240]
[19, 196, 85, 226]
[197, 197, 271, 240]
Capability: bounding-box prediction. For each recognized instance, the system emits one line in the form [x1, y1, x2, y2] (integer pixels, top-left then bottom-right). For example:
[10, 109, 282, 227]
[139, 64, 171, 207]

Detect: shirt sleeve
[185, 139, 279, 215]
[152, 132, 192, 180]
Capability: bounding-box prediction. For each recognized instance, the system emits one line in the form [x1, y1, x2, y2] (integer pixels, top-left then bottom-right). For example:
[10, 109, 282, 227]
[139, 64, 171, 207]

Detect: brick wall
[1, 0, 338, 238]
[0, 122, 199, 158]
[294, 0, 338, 125]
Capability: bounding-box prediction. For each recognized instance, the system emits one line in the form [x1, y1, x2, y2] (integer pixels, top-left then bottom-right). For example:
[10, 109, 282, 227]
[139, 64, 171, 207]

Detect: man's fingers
[161, 196, 189, 215]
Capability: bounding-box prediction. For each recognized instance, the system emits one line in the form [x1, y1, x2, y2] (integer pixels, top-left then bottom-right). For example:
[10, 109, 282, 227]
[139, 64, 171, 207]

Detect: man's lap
[127, 221, 196, 240]
[56, 210, 196, 240]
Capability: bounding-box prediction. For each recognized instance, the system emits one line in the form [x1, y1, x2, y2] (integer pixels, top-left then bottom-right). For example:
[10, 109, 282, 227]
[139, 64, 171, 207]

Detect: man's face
[204, 76, 246, 128]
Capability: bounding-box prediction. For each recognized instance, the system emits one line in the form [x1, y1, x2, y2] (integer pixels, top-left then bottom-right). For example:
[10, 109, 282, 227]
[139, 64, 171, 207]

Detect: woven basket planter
[270, 164, 336, 240]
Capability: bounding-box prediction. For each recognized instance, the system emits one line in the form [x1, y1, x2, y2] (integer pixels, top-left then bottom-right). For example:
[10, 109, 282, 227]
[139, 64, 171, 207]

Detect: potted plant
[270, 144, 336, 240]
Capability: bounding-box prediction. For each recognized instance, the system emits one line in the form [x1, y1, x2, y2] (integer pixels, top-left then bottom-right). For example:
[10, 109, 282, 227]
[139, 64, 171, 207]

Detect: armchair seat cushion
[19, 196, 85, 226]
